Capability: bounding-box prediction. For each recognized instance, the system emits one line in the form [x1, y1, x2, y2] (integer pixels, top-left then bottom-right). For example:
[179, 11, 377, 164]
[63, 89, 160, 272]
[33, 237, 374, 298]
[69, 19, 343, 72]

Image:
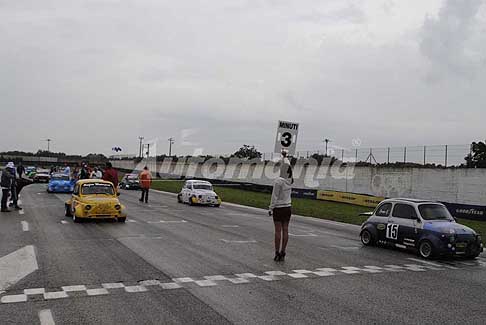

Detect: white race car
[177, 180, 221, 207]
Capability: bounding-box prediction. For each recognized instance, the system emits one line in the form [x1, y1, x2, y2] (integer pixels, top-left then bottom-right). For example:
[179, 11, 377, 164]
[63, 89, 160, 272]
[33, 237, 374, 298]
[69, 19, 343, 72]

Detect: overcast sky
[1, 0, 485, 156]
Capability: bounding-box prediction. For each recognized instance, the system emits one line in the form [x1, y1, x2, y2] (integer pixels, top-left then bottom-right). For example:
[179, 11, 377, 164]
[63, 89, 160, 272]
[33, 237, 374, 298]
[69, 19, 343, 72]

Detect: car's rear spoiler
[359, 211, 374, 217]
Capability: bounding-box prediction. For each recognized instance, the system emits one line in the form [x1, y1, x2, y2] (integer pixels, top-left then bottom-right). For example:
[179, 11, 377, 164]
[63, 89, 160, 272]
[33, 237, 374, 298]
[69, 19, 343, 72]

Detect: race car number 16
[386, 224, 399, 240]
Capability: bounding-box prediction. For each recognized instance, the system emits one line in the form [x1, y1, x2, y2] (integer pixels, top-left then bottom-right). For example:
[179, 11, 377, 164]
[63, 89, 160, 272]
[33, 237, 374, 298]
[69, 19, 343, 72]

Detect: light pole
[323, 138, 331, 157]
[138, 136, 144, 158]
[168, 137, 175, 156]
[43, 139, 52, 152]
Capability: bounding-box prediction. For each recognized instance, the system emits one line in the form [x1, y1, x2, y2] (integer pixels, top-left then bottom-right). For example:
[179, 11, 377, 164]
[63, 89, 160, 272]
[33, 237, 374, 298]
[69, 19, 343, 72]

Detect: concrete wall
[111, 159, 486, 206]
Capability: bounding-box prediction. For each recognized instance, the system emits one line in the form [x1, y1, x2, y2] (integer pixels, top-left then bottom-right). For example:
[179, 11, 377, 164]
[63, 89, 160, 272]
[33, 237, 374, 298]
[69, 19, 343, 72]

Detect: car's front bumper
[436, 237, 483, 256]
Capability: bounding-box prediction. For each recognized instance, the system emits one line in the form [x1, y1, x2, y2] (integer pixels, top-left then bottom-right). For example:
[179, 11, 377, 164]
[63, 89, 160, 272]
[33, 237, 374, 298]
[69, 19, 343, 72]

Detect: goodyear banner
[442, 202, 486, 221]
[317, 190, 384, 208]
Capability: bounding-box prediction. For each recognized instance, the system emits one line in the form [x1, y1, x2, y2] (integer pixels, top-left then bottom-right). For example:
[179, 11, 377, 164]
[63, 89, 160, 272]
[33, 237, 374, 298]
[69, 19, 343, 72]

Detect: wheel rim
[361, 231, 371, 245]
[420, 242, 432, 258]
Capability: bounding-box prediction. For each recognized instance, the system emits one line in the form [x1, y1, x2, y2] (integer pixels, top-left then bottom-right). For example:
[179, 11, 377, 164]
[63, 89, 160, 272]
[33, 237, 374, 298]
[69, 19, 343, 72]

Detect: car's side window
[392, 204, 417, 219]
[73, 184, 79, 195]
[375, 203, 392, 217]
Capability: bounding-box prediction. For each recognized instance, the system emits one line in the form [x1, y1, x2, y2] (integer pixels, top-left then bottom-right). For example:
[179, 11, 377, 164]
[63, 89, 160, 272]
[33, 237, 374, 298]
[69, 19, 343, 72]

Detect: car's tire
[418, 240, 435, 259]
[177, 194, 183, 203]
[117, 217, 126, 223]
[189, 196, 196, 206]
[65, 204, 72, 217]
[360, 229, 375, 246]
[214, 204, 220, 208]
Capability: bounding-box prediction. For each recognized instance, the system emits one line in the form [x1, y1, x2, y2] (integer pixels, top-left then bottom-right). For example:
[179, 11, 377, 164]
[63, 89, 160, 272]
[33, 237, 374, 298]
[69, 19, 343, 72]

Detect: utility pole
[168, 137, 175, 156]
[138, 136, 144, 158]
[323, 138, 331, 157]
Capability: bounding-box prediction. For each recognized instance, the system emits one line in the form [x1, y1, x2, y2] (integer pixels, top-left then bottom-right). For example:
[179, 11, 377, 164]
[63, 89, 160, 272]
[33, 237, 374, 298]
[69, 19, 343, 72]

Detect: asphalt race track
[1, 184, 486, 324]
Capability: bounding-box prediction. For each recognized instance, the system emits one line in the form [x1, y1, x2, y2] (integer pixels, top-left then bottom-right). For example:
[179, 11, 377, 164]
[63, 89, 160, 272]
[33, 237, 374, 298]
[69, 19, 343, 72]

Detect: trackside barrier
[317, 190, 384, 208]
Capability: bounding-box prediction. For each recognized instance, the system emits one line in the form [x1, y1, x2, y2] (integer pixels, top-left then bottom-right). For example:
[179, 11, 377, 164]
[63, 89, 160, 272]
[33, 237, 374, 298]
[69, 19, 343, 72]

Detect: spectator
[17, 163, 25, 178]
[7, 163, 21, 210]
[64, 164, 71, 176]
[139, 166, 152, 203]
[79, 164, 90, 180]
[94, 167, 102, 179]
[103, 162, 119, 188]
[1, 162, 15, 212]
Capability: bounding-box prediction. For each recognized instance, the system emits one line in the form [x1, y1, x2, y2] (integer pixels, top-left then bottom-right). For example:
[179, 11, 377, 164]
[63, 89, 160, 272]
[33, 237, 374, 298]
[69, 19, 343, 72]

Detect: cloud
[419, 0, 486, 82]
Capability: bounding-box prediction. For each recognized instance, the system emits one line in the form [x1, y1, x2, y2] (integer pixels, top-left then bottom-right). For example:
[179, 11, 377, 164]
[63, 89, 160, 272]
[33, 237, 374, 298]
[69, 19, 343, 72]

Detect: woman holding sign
[269, 151, 293, 262]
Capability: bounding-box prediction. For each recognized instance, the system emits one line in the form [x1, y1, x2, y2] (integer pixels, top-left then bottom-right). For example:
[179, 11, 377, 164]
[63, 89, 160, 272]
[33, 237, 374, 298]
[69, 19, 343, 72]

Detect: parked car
[360, 198, 483, 259]
[47, 173, 75, 193]
[177, 180, 221, 207]
[65, 179, 126, 223]
[120, 174, 141, 190]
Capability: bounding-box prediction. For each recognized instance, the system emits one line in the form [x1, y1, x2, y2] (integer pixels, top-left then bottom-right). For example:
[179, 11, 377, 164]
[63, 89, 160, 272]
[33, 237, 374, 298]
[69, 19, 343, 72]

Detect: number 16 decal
[386, 224, 399, 240]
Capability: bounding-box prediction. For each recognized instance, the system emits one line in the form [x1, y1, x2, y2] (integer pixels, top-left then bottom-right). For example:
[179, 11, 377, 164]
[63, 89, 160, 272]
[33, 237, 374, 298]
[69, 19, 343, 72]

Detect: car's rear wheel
[214, 204, 220, 208]
[65, 204, 72, 217]
[360, 229, 374, 246]
[177, 194, 183, 203]
[418, 240, 434, 259]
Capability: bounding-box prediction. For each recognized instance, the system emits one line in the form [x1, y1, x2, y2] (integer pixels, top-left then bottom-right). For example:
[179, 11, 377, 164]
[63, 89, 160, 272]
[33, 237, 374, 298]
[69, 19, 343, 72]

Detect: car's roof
[382, 198, 440, 205]
[77, 179, 113, 185]
[51, 173, 68, 177]
[186, 180, 212, 184]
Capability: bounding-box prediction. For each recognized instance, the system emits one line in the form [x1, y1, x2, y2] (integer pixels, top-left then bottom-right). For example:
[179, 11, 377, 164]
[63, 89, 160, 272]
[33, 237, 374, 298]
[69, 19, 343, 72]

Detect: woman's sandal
[278, 252, 286, 262]
[274, 251, 281, 261]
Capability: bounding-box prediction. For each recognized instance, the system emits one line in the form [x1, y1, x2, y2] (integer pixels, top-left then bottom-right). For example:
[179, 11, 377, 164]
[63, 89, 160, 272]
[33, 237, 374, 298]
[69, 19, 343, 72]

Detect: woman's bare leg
[281, 222, 289, 253]
[274, 222, 282, 252]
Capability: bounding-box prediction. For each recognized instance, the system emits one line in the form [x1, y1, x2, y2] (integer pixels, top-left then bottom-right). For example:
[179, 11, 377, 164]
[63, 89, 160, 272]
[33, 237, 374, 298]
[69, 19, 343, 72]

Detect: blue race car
[47, 173, 75, 193]
[360, 198, 483, 259]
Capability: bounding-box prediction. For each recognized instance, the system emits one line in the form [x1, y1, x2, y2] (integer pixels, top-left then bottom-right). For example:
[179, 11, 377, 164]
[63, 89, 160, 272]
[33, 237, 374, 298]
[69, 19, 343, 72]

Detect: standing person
[139, 166, 152, 203]
[17, 163, 25, 179]
[64, 164, 71, 177]
[102, 162, 119, 188]
[94, 167, 103, 179]
[268, 158, 294, 262]
[1, 162, 15, 212]
[7, 163, 21, 210]
[79, 163, 90, 180]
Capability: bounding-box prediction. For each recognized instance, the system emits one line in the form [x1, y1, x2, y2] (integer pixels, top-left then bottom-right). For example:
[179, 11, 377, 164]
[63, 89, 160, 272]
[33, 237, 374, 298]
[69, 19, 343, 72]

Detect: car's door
[388, 203, 419, 247]
[182, 183, 190, 202]
[373, 202, 393, 242]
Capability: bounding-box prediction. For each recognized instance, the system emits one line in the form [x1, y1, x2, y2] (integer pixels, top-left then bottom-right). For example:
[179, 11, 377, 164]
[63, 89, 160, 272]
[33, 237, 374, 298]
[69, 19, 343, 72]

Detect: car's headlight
[477, 235, 482, 242]
[85, 205, 92, 211]
[115, 204, 121, 210]
[198, 195, 202, 199]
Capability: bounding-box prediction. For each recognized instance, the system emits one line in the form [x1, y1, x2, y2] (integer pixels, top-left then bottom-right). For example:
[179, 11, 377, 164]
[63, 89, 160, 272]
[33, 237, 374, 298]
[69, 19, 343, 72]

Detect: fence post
[355, 149, 358, 162]
[404, 147, 407, 163]
[445, 145, 448, 167]
[387, 147, 390, 164]
[341, 149, 344, 161]
[423, 146, 426, 165]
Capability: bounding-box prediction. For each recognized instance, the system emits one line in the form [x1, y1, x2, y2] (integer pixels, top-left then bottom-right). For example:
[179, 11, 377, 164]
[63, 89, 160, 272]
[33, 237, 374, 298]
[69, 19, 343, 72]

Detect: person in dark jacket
[17, 163, 25, 179]
[1, 163, 15, 212]
[7, 164, 21, 210]
[102, 162, 119, 188]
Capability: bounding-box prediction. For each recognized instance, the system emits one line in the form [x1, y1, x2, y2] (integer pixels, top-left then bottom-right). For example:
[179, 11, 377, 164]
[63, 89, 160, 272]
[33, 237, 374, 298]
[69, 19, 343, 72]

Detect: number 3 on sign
[386, 224, 399, 240]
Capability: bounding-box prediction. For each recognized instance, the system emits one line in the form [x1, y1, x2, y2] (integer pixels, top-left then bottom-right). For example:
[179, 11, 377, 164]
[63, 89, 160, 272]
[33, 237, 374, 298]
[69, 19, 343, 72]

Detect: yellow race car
[64, 179, 126, 223]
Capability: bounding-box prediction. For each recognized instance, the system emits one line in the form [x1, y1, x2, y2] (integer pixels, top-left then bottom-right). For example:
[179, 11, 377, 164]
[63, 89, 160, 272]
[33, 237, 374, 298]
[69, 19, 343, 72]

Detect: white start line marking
[21, 221, 29, 232]
[220, 239, 257, 244]
[1, 260, 484, 305]
[18, 210, 25, 215]
[60, 220, 68, 224]
[222, 225, 240, 228]
[39, 309, 55, 325]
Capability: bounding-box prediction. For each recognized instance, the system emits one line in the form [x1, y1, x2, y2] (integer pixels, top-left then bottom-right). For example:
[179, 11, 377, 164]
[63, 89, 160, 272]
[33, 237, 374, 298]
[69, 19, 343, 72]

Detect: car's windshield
[193, 184, 213, 190]
[418, 204, 454, 221]
[127, 175, 138, 180]
[51, 175, 69, 181]
[82, 183, 115, 195]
